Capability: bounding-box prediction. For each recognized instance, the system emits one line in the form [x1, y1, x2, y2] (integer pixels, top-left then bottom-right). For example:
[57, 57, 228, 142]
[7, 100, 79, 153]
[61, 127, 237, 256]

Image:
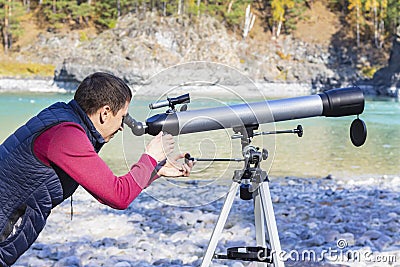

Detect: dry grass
[0, 58, 55, 78]
[293, 1, 341, 45]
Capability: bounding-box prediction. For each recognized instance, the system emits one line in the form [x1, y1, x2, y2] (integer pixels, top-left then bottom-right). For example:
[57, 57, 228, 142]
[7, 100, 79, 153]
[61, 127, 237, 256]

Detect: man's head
[74, 72, 132, 142]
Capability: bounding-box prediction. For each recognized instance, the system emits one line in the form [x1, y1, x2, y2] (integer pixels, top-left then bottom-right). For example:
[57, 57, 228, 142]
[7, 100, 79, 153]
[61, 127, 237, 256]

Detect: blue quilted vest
[0, 100, 105, 266]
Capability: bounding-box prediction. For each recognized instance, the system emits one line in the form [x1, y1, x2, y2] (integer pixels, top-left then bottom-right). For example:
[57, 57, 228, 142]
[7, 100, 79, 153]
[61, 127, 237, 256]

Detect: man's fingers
[181, 163, 191, 176]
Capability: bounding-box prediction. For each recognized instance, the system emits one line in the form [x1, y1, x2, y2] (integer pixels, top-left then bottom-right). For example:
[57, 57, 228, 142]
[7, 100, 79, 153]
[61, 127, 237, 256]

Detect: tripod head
[230, 124, 300, 200]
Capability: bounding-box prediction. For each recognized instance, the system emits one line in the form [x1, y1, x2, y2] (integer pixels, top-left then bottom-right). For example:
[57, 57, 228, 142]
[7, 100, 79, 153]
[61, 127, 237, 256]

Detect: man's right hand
[145, 131, 175, 162]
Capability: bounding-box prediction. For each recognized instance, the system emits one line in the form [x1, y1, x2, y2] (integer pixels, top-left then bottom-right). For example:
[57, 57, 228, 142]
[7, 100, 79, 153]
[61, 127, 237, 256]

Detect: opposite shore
[0, 77, 383, 99]
[2, 14, 399, 99]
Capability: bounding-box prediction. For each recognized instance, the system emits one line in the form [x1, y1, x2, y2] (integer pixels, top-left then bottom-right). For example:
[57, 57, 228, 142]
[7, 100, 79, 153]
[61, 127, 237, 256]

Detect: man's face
[106, 101, 130, 142]
[105, 101, 130, 142]
[91, 101, 130, 142]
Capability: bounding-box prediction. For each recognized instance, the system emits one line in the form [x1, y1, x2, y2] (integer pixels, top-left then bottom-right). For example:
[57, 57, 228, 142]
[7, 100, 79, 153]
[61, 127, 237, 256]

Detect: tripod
[199, 125, 299, 267]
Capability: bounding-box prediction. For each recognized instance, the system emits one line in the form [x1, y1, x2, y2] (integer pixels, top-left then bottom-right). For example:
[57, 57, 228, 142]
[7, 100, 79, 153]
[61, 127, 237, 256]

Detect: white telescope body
[126, 87, 365, 136]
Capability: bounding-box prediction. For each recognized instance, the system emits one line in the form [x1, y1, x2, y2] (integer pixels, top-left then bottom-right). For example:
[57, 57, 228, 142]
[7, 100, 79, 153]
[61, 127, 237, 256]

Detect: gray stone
[319, 229, 340, 243]
[338, 233, 355, 246]
[300, 235, 325, 247]
[36, 245, 52, 259]
[114, 262, 132, 267]
[54, 256, 82, 267]
[361, 230, 383, 240]
[373, 235, 393, 251]
[343, 222, 367, 234]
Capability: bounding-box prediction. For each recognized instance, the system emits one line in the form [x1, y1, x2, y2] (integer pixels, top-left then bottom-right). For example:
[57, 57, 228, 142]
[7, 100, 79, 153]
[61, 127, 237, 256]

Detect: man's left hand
[157, 153, 194, 177]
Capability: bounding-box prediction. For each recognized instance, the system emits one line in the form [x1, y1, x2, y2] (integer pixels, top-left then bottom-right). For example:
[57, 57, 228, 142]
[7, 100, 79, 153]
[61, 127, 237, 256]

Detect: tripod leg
[201, 181, 240, 267]
[259, 182, 284, 267]
[253, 189, 268, 267]
[253, 189, 266, 247]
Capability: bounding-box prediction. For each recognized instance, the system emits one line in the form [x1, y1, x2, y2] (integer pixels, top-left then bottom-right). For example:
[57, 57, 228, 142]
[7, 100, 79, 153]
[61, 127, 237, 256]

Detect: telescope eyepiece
[123, 114, 147, 136]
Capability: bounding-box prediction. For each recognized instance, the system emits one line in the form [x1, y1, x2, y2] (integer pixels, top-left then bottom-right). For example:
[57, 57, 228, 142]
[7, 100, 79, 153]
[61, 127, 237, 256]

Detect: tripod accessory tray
[215, 246, 273, 263]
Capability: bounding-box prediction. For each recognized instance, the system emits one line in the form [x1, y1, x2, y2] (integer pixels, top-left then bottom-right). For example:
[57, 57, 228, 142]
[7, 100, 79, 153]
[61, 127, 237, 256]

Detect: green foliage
[185, 0, 199, 18]
[283, 0, 307, 33]
[0, 0, 398, 51]
[70, 2, 94, 25]
[225, 0, 251, 28]
[41, 0, 69, 25]
[39, 0, 96, 30]
[361, 65, 378, 78]
[386, 0, 400, 34]
[79, 30, 88, 42]
[93, 0, 118, 29]
[8, 1, 24, 37]
[0, 0, 25, 51]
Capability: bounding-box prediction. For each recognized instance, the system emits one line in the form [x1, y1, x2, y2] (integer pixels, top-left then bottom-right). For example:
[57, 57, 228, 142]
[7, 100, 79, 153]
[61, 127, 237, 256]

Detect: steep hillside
[1, 2, 393, 93]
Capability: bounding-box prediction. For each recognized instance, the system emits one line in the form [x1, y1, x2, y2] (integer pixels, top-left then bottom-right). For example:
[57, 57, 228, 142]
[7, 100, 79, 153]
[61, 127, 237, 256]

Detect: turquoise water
[1, 92, 399, 180]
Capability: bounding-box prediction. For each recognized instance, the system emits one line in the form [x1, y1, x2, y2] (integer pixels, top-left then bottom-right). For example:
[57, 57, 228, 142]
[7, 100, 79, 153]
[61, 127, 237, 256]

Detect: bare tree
[178, 0, 182, 15]
[348, 0, 362, 47]
[2, 0, 10, 54]
[243, 4, 255, 40]
[197, 0, 201, 17]
[52, 0, 56, 13]
[117, 0, 121, 17]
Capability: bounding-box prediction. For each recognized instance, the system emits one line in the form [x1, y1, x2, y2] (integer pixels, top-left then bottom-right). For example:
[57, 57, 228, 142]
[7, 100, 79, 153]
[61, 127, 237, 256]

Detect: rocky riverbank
[0, 78, 71, 93]
[13, 175, 400, 267]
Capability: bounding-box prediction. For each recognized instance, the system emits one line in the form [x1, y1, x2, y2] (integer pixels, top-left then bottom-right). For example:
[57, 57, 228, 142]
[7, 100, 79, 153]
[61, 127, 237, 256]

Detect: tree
[365, 0, 387, 48]
[1, 0, 23, 53]
[40, 0, 70, 29]
[385, 0, 399, 35]
[242, 4, 255, 40]
[271, 0, 295, 38]
[1, 0, 10, 54]
[69, 1, 95, 26]
[348, 0, 363, 46]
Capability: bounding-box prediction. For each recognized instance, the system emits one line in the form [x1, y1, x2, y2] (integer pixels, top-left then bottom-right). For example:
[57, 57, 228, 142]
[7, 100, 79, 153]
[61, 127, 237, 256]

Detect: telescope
[124, 87, 367, 146]
[124, 86, 367, 266]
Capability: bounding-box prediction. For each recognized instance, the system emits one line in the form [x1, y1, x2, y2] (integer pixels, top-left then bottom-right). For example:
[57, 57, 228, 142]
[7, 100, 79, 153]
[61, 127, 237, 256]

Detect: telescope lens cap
[350, 118, 367, 147]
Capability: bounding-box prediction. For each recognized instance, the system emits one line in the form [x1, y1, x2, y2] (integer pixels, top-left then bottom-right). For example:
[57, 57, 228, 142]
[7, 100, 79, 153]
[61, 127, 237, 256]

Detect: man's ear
[99, 105, 112, 124]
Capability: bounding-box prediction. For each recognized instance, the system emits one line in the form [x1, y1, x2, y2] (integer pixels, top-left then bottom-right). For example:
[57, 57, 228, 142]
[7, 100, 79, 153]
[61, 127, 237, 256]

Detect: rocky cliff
[361, 26, 400, 97]
[17, 13, 399, 96]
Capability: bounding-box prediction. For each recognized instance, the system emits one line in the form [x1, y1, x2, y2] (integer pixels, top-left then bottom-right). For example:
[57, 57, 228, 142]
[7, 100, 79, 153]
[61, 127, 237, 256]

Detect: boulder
[362, 26, 400, 97]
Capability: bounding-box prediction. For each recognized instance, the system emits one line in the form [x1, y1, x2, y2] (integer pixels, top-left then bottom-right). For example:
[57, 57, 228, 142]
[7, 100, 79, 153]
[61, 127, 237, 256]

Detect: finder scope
[149, 93, 190, 110]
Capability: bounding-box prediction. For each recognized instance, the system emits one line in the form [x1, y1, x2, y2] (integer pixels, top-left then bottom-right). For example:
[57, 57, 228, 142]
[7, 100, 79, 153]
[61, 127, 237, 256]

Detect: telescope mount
[199, 125, 302, 267]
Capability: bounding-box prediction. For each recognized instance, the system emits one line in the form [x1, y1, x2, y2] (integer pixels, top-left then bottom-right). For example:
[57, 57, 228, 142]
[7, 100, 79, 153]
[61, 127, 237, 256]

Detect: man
[0, 72, 193, 266]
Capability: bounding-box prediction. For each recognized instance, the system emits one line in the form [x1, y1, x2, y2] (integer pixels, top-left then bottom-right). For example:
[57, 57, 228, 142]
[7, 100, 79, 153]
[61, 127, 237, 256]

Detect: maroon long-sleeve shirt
[33, 122, 158, 210]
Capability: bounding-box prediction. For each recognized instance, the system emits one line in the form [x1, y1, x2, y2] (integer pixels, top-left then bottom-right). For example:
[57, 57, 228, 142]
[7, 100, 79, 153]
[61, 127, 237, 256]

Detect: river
[0, 92, 399, 182]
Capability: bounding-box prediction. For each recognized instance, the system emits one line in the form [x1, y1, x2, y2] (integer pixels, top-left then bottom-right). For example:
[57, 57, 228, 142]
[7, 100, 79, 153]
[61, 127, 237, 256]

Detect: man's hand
[145, 131, 175, 162]
[157, 153, 194, 177]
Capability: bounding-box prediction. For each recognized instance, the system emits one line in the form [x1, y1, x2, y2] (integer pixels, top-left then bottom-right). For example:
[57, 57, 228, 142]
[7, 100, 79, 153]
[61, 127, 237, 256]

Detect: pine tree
[0, 0, 11, 53]
[69, 1, 95, 26]
[1, 0, 24, 53]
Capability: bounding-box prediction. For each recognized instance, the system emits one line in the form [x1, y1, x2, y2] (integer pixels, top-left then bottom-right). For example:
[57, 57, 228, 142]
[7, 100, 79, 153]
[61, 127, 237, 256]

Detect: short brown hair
[74, 72, 132, 115]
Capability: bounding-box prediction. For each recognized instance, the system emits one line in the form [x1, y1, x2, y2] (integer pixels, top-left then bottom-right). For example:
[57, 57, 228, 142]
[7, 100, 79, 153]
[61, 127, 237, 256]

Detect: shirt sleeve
[34, 122, 158, 210]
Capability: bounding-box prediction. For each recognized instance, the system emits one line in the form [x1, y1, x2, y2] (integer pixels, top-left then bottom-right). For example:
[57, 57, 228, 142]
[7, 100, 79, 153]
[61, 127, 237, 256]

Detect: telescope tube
[144, 87, 364, 136]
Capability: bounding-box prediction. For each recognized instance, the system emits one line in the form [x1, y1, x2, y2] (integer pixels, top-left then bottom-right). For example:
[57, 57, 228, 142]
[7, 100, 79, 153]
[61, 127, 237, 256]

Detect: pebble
[53, 256, 81, 267]
[13, 176, 400, 266]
